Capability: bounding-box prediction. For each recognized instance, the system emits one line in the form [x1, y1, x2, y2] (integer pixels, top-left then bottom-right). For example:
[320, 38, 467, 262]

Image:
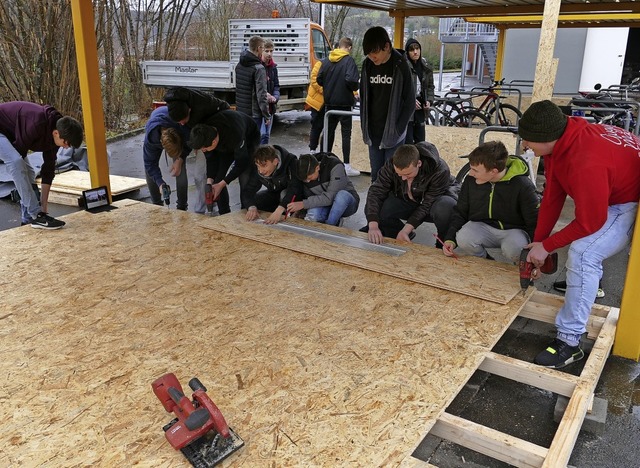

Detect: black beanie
[518, 100, 568, 142]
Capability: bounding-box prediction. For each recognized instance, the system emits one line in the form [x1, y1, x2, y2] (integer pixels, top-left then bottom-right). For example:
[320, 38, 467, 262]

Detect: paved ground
[1, 74, 638, 466]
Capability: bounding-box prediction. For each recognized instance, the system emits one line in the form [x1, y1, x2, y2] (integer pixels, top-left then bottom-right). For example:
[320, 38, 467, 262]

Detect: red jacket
[535, 117, 640, 252]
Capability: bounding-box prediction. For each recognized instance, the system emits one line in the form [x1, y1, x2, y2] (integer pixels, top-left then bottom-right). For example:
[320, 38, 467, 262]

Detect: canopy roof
[316, 0, 640, 28]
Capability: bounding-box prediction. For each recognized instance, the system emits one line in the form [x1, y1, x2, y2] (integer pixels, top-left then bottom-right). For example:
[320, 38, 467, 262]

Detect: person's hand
[526, 242, 550, 269]
[443, 240, 457, 257]
[264, 206, 286, 224]
[212, 181, 226, 199]
[267, 93, 277, 104]
[396, 224, 415, 243]
[415, 99, 421, 110]
[286, 201, 304, 213]
[424, 101, 431, 109]
[170, 158, 183, 177]
[367, 222, 384, 244]
[246, 206, 259, 221]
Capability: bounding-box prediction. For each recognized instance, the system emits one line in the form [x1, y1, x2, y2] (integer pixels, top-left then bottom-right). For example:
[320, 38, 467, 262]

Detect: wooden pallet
[36, 170, 146, 206]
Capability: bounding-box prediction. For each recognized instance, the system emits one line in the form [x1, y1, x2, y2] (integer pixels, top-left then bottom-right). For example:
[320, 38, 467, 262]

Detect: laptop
[81, 186, 117, 213]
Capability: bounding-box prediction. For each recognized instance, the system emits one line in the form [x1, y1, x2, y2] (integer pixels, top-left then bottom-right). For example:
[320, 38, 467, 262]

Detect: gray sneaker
[31, 212, 65, 230]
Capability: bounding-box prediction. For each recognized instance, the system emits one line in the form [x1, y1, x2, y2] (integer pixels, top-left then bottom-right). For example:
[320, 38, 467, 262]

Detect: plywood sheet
[37, 170, 147, 195]
[0, 202, 529, 467]
[199, 213, 521, 305]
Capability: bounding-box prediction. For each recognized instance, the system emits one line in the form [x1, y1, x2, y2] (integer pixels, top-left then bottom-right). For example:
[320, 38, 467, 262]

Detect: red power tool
[204, 184, 219, 215]
[519, 248, 558, 295]
[152, 373, 244, 467]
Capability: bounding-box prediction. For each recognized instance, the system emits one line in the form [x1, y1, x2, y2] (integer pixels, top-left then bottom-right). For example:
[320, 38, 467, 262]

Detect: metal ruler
[260, 221, 407, 257]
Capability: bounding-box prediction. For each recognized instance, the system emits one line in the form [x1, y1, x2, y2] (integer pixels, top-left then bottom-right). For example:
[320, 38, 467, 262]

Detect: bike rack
[322, 109, 359, 152]
[569, 98, 640, 135]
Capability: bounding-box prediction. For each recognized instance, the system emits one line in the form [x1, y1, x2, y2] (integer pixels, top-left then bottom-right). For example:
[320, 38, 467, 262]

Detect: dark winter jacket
[263, 58, 280, 115]
[365, 142, 459, 228]
[445, 156, 540, 245]
[246, 145, 298, 209]
[360, 48, 415, 149]
[163, 87, 230, 127]
[143, 106, 191, 188]
[317, 48, 359, 108]
[0, 101, 63, 185]
[235, 50, 270, 120]
[404, 38, 435, 106]
[299, 152, 359, 209]
[200, 110, 260, 184]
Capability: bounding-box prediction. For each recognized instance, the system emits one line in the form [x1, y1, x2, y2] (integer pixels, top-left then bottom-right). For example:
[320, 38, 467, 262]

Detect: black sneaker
[534, 338, 584, 369]
[31, 212, 65, 230]
[553, 280, 605, 298]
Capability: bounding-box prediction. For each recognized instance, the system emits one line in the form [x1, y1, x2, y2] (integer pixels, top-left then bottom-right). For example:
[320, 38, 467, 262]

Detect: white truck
[141, 18, 331, 112]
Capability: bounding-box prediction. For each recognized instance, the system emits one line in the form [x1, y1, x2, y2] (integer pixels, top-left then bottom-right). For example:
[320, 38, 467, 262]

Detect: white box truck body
[141, 18, 331, 111]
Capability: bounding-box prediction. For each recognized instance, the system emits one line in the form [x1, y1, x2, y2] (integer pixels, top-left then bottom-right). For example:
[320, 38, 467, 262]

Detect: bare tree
[0, 2, 80, 118]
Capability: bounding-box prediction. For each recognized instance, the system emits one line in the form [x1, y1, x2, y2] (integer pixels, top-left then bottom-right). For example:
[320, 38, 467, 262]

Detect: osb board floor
[0, 201, 530, 467]
[199, 213, 521, 305]
[36, 170, 147, 195]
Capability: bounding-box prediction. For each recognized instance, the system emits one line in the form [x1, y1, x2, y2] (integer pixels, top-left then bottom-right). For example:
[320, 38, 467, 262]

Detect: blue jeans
[557, 202, 637, 346]
[260, 118, 272, 145]
[305, 190, 358, 226]
[0, 133, 41, 222]
[368, 140, 402, 182]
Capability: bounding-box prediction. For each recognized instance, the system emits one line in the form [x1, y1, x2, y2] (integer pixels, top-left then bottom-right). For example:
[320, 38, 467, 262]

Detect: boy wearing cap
[443, 141, 539, 262]
[519, 100, 640, 369]
[0, 101, 83, 229]
[287, 152, 359, 226]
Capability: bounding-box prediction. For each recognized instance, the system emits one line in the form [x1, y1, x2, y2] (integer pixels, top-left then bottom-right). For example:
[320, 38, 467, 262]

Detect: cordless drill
[519, 248, 558, 295]
[161, 184, 171, 207]
[205, 183, 219, 215]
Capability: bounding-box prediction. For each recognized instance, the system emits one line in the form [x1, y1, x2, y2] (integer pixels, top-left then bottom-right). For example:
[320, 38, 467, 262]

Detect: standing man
[360, 26, 415, 182]
[235, 36, 270, 131]
[404, 38, 435, 144]
[188, 110, 260, 215]
[317, 37, 360, 176]
[519, 100, 640, 368]
[260, 39, 280, 144]
[363, 143, 458, 245]
[305, 60, 325, 154]
[143, 105, 191, 211]
[0, 101, 83, 229]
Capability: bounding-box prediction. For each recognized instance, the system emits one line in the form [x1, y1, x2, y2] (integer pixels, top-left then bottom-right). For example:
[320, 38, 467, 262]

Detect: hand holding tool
[285, 195, 296, 220]
[519, 248, 558, 295]
[161, 184, 171, 207]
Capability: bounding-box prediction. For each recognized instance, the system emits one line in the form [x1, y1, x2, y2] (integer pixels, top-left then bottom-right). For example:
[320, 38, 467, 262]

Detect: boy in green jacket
[443, 141, 539, 262]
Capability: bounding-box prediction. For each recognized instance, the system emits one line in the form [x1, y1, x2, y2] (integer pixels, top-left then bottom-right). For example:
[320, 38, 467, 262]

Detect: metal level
[260, 221, 407, 256]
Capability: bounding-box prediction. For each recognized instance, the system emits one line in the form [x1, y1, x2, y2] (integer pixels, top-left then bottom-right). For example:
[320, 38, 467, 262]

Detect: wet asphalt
[2, 76, 638, 465]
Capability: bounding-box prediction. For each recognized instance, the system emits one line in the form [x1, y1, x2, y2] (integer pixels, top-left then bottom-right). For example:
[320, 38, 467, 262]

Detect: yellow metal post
[70, 0, 111, 197]
[493, 26, 506, 82]
[613, 209, 640, 360]
[394, 16, 405, 49]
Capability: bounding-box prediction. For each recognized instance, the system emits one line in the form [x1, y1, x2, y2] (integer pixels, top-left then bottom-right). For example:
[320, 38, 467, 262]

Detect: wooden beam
[614, 208, 640, 360]
[532, 0, 561, 102]
[479, 352, 578, 397]
[543, 307, 619, 467]
[70, 0, 111, 198]
[465, 13, 640, 23]
[430, 413, 548, 468]
[394, 15, 405, 49]
[519, 299, 606, 340]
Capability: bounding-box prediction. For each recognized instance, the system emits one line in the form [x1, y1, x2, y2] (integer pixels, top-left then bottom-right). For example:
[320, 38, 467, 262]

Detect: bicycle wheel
[451, 110, 491, 128]
[455, 162, 471, 184]
[488, 103, 522, 127]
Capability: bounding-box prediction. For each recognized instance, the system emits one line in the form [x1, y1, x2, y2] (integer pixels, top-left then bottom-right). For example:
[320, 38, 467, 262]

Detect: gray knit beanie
[518, 100, 568, 142]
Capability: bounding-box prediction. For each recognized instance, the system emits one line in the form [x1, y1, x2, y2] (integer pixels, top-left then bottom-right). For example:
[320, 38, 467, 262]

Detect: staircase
[479, 43, 497, 81]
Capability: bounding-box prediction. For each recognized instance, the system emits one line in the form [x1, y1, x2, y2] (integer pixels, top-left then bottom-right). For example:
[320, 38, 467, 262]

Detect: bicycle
[428, 95, 491, 128]
[445, 79, 522, 128]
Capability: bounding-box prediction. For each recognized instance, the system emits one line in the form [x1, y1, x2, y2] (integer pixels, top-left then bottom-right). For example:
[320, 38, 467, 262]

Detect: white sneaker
[309, 149, 317, 154]
[344, 164, 360, 177]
